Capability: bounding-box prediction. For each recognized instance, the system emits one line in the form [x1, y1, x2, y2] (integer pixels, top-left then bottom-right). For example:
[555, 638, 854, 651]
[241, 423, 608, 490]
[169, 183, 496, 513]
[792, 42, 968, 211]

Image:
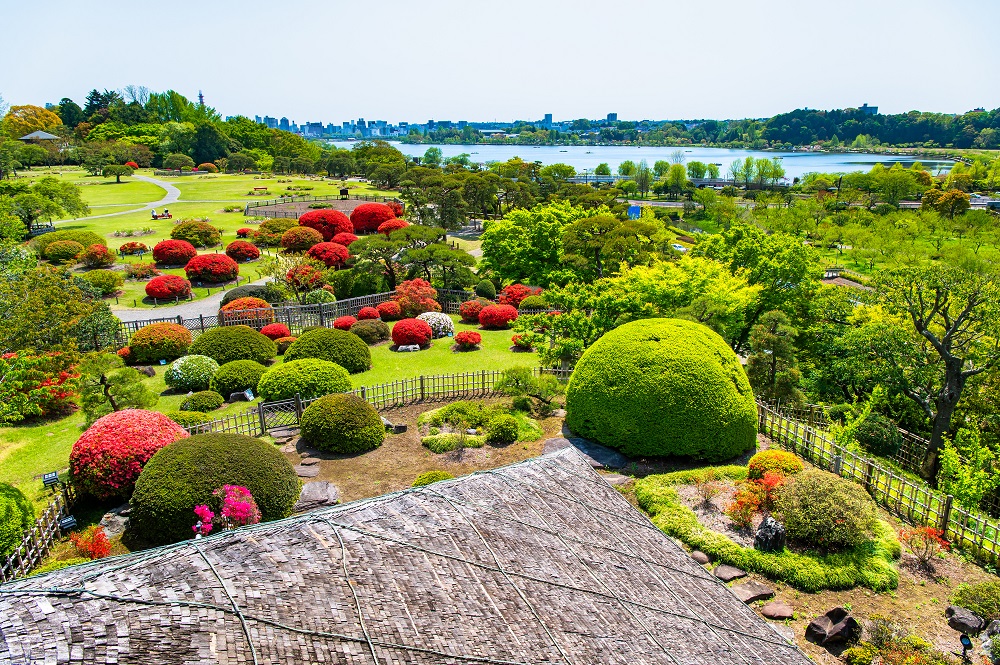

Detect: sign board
[244, 389, 254, 401]
[159, 359, 167, 365]
[58, 516, 78, 531]
[627, 205, 641, 220]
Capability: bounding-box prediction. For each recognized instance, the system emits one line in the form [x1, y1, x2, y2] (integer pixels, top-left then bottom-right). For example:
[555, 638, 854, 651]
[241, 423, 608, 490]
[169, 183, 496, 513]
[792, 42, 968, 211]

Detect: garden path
[113, 277, 268, 322]
[56, 175, 179, 222]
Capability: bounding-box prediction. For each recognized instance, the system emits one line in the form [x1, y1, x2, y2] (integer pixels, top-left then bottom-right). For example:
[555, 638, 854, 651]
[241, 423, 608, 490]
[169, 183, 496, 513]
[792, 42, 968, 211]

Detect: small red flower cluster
[260, 323, 291, 340]
[900, 526, 950, 568]
[119, 241, 148, 255]
[392, 318, 433, 346]
[298, 209, 353, 241]
[145, 274, 192, 300]
[236, 228, 253, 238]
[124, 161, 139, 169]
[357, 306, 380, 320]
[459, 299, 486, 324]
[152, 239, 197, 265]
[511, 333, 533, 350]
[350, 202, 396, 232]
[125, 262, 160, 280]
[376, 300, 401, 321]
[286, 264, 324, 290]
[377, 218, 409, 237]
[70, 525, 112, 560]
[724, 471, 786, 529]
[220, 297, 274, 325]
[280, 226, 323, 252]
[498, 284, 542, 308]
[479, 304, 519, 329]
[184, 254, 239, 284]
[331, 232, 359, 247]
[82, 244, 115, 268]
[333, 315, 357, 331]
[69, 410, 189, 499]
[306, 241, 350, 267]
[225, 240, 260, 263]
[454, 331, 481, 350]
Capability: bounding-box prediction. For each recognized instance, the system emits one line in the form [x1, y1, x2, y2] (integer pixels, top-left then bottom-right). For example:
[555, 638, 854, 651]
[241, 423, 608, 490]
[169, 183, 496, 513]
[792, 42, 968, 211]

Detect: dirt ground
[254, 198, 369, 218]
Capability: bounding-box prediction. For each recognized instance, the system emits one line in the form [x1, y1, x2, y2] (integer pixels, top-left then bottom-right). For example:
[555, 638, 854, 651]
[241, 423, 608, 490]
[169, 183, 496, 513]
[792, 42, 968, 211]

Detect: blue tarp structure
[627, 205, 641, 219]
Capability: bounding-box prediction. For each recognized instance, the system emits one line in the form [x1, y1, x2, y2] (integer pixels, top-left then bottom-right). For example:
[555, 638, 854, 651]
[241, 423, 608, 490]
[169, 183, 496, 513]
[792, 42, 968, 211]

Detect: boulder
[300, 457, 321, 466]
[805, 608, 860, 646]
[601, 473, 631, 487]
[293, 481, 340, 512]
[754, 516, 786, 553]
[397, 344, 421, 353]
[732, 581, 775, 604]
[986, 619, 1000, 638]
[98, 504, 131, 540]
[690, 551, 711, 565]
[946, 605, 986, 634]
[762, 601, 794, 621]
[229, 391, 250, 402]
[294, 464, 319, 478]
[135, 366, 156, 378]
[713, 564, 747, 582]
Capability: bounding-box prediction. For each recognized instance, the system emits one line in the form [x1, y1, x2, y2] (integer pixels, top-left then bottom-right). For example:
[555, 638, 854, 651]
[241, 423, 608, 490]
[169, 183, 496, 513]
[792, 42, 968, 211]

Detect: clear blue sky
[5, 0, 998, 124]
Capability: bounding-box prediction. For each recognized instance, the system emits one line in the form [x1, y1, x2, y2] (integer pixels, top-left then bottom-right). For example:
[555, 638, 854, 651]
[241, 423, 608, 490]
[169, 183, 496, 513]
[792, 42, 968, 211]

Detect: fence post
[832, 454, 843, 476]
[294, 393, 303, 420]
[199, 314, 205, 333]
[318, 303, 325, 327]
[258, 402, 266, 435]
[420, 375, 426, 401]
[863, 460, 874, 491]
[941, 494, 954, 534]
[176, 315, 182, 325]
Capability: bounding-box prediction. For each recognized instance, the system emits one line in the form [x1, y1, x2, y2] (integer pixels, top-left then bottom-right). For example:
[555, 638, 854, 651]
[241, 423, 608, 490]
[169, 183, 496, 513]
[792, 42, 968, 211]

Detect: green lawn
[77, 179, 167, 206]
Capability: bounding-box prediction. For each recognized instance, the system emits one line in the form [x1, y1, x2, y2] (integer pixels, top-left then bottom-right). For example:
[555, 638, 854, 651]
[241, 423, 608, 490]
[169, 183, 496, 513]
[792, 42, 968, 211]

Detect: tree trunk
[919, 358, 965, 485]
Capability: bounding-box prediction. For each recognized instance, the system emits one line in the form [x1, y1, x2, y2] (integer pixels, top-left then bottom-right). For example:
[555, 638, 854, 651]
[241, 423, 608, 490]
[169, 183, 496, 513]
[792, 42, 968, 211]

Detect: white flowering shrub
[164, 354, 220, 392]
[417, 312, 455, 339]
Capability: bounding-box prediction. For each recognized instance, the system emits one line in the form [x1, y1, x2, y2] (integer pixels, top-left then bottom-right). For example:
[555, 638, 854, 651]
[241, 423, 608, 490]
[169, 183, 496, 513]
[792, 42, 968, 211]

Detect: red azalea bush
[152, 239, 197, 265]
[392, 318, 433, 347]
[124, 161, 139, 169]
[333, 315, 358, 331]
[82, 244, 115, 268]
[125, 262, 160, 280]
[286, 263, 324, 290]
[220, 297, 274, 326]
[197, 162, 218, 173]
[236, 228, 253, 238]
[386, 200, 404, 217]
[498, 284, 541, 308]
[119, 241, 148, 255]
[184, 254, 239, 283]
[357, 306, 380, 320]
[377, 218, 409, 236]
[69, 410, 190, 499]
[225, 240, 260, 262]
[306, 242, 350, 267]
[298, 209, 353, 241]
[70, 525, 112, 560]
[454, 331, 481, 350]
[724, 472, 786, 529]
[145, 274, 192, 300]
[129, 322, 192, 363]
[511, 333, 534, 350]
[479, 304, 519, 329]
[459, 299, 486, 324]
[350, 202, 395, 233]
[376, 300, 401, 321]
[260, 323, 291, 340]
[331, 232, 359, 247]
[899, 526, 950, 568]
[393, 279, 440, 317]
[117, 346, 132, 363]
[281, 226, 324, 252]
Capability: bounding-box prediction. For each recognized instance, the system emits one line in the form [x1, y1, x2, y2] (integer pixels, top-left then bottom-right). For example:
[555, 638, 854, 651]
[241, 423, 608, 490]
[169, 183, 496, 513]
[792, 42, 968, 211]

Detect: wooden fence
[1, 489, 74, 583]
[758, 403, 1000, 566]
[244, 193, 403, 217]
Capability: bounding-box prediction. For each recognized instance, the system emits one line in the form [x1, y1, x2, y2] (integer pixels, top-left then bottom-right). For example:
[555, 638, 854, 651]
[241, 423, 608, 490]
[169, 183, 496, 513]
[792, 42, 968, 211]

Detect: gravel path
[56, 175, 180, 222]
[113, 277, 268, 322]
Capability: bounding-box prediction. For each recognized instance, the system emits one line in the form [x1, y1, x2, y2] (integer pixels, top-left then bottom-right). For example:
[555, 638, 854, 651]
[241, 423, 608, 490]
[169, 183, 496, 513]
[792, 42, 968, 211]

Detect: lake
[328, 141, 954, 180]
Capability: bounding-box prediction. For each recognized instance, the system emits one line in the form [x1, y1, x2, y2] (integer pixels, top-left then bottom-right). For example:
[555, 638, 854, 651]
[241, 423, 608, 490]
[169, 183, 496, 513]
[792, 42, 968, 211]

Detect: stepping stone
[690, 551, 710, 565]
[294, 465, 319, 478]
[280, 444, 295, 453]
[762, 601, 794, 620]
[551, 409, 567, 418]
[294, 481, 340, 512]
[300, 457, 321, 466]
[713, 564, 747, 582]
[542, 436, 628, 469]
[731, 581, 775, 604]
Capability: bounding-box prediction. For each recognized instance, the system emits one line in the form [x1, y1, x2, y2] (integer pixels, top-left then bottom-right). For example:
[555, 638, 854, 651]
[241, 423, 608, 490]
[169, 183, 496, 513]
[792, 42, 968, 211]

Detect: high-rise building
[607, 113, 618, 122]
[254, 115, 263, 124]
[279, 117, 290, 131]
[543, 113, 553, 127]
[859, 103, 878, 115]
[263, 116, 278, 129]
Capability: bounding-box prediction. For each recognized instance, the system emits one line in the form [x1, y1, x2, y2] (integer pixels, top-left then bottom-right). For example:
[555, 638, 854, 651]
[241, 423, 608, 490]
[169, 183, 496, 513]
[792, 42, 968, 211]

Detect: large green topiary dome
[128, 433, 299, 546]
[283, 328, 371, 374]
[257, 358, 351, 402]
[299, 393, 385, 454]
[565, 318, 757, 462]
[188, 325, 276, 365]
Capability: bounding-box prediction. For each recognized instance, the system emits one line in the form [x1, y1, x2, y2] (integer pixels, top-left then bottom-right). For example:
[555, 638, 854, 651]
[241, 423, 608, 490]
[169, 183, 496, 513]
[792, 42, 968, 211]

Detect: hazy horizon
[5, 0, 999, 124]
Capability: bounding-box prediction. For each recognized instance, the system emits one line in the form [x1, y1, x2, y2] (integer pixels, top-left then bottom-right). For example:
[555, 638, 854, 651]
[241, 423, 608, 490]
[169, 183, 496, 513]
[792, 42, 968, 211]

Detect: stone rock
[280, 444, 296, 453]
[754, 516, 787, 553]
[690, 551, 711, 565]
[806, 608, 860, 646]
[551, 409, 567, 418]
[986, 619, 1000, 638]
[466, 428, 478, 435]
[397, 344, 421, 353]
[229, 391, 250, 402]
[542, 436, 628, 470]
[732, 581, 775, 604]
[294, 465, 319, 478]
[98, 504, 131, 540]
[946, 605, 986, 634]
[762, 601, 794, 620]
[135, 366, 156, 378]
[300, 457, 321, 466]
[601, 473, 631, 487]
[713, 564, 747, 582]
[293, 481, 340, 512]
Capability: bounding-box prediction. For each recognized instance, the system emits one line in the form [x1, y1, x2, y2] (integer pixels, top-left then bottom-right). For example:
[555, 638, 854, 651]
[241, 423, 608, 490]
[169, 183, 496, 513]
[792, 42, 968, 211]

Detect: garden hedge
[775, 469, 879, 550]
[475, 279, 496, 299]
[184, 254, 239, 284]
[180, 390, 225, 412]
[306, 242, 350, 267]
[82, 269, 123, 297]
[350, 319, 391, 345]
[299, 393, 385, 453]
[298, 209, 352, 241]
[165, 354, 220, 392]
[171, 221, 220, 247]
[145, 274, 192, 300]
[164, 410, 212, 428]
[225, 240, 260, 263]
[129, 322, 192, 363]
[350, 202, 395, 233]
[280, 226, 324, 252]
[0, 483, 34, 559]
[302, 288, 336, 304]
[29, 230, 105, 256]
[391, 318, 433, 347]
[128, 433, 300, 545]
[565, 318, 757, 462]
[747, 449, 803, 480]
[256, 358, 351, 402]
[188, 325, 276, 365]
[69, 410, 189, 499]
[44, 240, 84, 264]
[210, 359, 268, 397]
[283, 328, 370, 373]
[459, 299, 488, 324]
[412, 471, 454, 487]
[152, 239, 197, 265]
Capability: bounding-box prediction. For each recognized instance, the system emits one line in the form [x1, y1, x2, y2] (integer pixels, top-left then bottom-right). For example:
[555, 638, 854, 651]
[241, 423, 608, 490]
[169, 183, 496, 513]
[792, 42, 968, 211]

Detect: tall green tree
[745, 310, 804, 406]
[78, 352, 158, 425]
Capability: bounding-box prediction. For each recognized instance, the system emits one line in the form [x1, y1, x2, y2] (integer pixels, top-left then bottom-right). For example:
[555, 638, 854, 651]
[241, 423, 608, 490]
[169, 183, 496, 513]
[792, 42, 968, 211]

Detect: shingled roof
[0, 449, 810, 664]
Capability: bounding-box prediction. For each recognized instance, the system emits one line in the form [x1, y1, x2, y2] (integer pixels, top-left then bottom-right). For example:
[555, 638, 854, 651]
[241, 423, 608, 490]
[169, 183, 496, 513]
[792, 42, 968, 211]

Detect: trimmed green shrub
[81, 269, 124, 297]
[283, 328, 370, 373]
[485, 414, 519, 445]
[421, 433, 486, 454]
[635, 469, 900, 593]
[44, 240, 84, 264]
[774, 469, 879, 550]
[565, 318, 757, 462]
[517, 294, 548, 310]
[129, 322, 192, 364]
[29, 230, 106, 256]
[30, 557, 90, 576]
[951, 582, 1000, 623]
[0, 483, 35, 558]
[188, 325, 276, 365]
[349, 319, 390, 345]
[257, 359, 351, 402]
[475, 279, 496, 299]
[164, 355, 219, 392]
[855, 413, 903, 458]
[210, 360, 267, 397]
[422, 400, 503, 429]
[165, 410, 212, 428]
[171, 221, 220, 247]
[747, 450, 803, 480]
[412, 471, 454, 487]
[302, 288, 337, 304]
[128, 433, 300, 545]
[299, 393, 384, 454]
[180, 390, 225, 412]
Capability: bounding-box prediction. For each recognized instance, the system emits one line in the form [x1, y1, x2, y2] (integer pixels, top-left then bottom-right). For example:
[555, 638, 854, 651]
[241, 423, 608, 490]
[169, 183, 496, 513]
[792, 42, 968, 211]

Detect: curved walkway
[113, 277, 269, 322]
[57, 175, 179, 222]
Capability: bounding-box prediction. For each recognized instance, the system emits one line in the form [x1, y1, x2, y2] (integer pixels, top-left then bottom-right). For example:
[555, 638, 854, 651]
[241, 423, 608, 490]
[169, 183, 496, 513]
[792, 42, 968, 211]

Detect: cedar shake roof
[0, 448, 809, 664]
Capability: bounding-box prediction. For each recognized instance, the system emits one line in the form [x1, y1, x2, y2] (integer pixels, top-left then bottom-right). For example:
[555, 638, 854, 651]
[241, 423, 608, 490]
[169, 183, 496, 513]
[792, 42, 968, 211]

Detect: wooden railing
[1, 488, 74, 583]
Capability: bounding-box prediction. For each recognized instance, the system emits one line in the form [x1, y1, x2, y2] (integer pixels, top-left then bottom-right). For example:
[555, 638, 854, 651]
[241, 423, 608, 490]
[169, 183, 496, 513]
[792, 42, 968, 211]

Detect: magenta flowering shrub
[193, 504, 214, 536]
[192, 485, 262, 536]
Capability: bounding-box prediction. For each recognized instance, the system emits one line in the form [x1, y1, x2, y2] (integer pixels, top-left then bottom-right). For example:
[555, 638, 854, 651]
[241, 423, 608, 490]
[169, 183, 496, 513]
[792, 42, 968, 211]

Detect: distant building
[254, 115, 262, 124]
[279, 117, 290, 131]
[859, 103, 878, 115]
[607, 112, 618, 122]
[970, 107, 986, 113]
[543, 113, 553, 127]
[263, 116, 278, 129]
